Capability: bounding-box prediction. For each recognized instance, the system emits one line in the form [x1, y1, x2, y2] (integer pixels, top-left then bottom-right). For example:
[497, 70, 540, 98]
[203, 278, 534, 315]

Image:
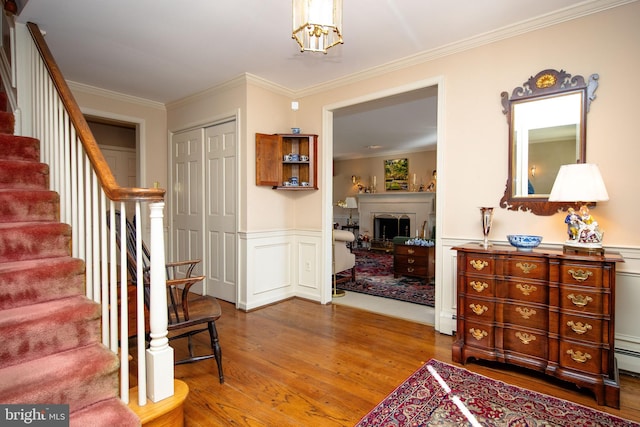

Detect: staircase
[0, 96, 140, 425]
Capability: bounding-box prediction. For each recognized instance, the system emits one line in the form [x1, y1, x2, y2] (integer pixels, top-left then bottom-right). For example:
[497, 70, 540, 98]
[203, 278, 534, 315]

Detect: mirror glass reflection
[500, 69, 598, 216]
[511, 92, 582, 197]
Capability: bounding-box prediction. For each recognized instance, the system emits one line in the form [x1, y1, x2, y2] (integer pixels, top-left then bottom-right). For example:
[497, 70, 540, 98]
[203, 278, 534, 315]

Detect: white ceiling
[15, 0, 619, 158]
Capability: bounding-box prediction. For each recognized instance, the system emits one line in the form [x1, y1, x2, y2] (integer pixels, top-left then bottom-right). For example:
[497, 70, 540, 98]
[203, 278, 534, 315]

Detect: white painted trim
[167, 113, 241, 306]
[166, 73, 294, 110]
[68, 80, 165, 110]
[97, 144, 136, 154]
[238, 229, 324, 310]
[322, 77, 445, 308]
[294, 0, 636, 98]
[80, 107, 147, 187]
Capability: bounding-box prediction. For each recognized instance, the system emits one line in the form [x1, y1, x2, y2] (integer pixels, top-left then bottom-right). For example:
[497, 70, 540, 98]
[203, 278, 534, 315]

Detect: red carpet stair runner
[0, 104, 139, 425]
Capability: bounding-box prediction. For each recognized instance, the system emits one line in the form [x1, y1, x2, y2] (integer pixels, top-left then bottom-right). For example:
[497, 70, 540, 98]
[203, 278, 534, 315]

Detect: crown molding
[167, 73, 295, 110]
[67, 80, 165, 110]
[294, 0, 637, 98]
[245, 73, 295, 97]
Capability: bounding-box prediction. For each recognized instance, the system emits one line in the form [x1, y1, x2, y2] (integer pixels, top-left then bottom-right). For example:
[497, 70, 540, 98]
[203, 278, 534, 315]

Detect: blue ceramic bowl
[507, 235, 542, 251]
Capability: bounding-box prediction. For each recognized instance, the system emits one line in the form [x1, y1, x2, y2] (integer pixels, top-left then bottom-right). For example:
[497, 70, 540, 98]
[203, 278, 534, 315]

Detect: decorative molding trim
[239, 229, 324, 310]
[294, 0, 636, 98]
[50, 1, 637, 108]
[245, 73, 296, 97]
[166, 73, 295, 110]
[357, 192, 436, 238]
[67, 80, 165, 110]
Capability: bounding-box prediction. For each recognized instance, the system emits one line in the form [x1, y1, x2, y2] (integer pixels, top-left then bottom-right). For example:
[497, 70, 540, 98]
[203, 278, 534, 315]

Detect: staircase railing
[7, 21, 174, 406]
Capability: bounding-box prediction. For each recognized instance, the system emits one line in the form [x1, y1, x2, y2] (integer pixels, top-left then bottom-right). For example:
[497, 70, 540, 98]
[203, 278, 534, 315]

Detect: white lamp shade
[548, 163, 609, 202]
[344, 197, 358, 209]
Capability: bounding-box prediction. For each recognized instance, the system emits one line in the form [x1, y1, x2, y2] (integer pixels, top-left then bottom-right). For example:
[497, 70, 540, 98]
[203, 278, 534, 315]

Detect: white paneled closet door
[171, 128, 205, 293]
[204, 121, 237, 303]
[171, 121, 237, 302]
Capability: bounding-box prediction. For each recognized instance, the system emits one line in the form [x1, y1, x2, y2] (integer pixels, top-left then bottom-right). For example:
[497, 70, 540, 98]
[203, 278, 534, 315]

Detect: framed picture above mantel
[384, 158, 408, 191]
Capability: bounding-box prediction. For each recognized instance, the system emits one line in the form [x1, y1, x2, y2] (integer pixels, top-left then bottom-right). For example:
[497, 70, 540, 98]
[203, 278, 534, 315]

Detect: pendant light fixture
[292, 0, 343, 53]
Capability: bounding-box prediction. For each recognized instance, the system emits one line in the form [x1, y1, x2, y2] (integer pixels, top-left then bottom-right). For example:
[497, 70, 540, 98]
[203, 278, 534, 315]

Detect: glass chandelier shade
[292, 0, 343, 53]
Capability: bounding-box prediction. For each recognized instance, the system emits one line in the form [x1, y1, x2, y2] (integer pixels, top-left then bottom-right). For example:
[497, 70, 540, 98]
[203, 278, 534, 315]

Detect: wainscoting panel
[239, 231, 294, 311]
[238, 230, 324, 311]
[437, 241, 460, 335]
[440, 238, 640, 374]
[611, 247, 640, 374]
[295, 231, 323, 302]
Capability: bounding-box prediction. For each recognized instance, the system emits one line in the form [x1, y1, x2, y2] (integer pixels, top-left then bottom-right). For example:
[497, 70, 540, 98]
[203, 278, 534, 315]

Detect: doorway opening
[86, 115, 138, 187]
[325, 79, 443, 325]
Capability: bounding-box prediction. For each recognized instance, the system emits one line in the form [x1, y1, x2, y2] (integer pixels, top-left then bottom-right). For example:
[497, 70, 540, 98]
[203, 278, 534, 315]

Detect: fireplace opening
[374, 214, 410, 241]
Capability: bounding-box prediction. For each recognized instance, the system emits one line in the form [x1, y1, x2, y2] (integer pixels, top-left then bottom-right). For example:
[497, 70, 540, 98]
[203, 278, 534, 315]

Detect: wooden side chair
[109, 211, 224, 383]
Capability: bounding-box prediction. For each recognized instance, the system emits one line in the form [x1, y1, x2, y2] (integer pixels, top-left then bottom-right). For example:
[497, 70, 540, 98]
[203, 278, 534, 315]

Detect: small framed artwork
[384, 158, 408, 191]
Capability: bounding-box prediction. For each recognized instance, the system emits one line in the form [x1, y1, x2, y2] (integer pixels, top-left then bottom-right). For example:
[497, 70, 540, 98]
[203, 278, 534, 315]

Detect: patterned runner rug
[356, 359, 638, 426]
[336, 249, 434, 307]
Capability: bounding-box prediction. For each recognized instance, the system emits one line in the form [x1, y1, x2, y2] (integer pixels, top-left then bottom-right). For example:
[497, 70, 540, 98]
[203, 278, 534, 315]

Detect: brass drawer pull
[567, 349, 592, 363]
[568, 269, 593, 282]
[470, 259, 488, 271]
[407, 249, 415, 254]
[567, 320, 592, 335]
[407, 267, 414, 273]
[515, 332, 536, 344]
[516, 262, 537, 274]
[469, 328, 488, 341]
[516, 283, 537, 296]
[567, 294, 593, 307]
[471, 281, 489, 292]
[516, 307, 536, 319]
[408, 258, 415, 264]
[469, 304, 488, 315]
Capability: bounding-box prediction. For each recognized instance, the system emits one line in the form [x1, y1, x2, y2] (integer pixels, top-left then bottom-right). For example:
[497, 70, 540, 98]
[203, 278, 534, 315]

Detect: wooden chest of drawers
[393, 244, 435, 282]
[452, 243, 623, 408]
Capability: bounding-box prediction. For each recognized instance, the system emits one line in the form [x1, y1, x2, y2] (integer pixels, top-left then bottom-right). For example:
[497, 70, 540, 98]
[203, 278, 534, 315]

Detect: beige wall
[70, 3, 640, 246]
[87, 121, 136, 150]
[70, 2, 640, 252]
[333, 150, 437, 223]
[296, 2, 640, 247]
[66, 1, 640, 363]
[165, 76, 302, 232]
[70, 84, 167, 191]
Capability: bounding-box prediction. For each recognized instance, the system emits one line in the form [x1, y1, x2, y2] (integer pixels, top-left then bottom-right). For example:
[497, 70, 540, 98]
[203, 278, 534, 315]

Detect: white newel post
[145, 202, 175, 402]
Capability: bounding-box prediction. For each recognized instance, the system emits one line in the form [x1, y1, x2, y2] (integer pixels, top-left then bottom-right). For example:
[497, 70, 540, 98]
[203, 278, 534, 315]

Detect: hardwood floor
[154, 298, 640, 426]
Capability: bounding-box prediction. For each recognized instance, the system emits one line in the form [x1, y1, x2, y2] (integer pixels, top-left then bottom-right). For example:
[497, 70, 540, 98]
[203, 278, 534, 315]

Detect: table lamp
[344, 197, 358, 225]
[548, 163, 609, 253]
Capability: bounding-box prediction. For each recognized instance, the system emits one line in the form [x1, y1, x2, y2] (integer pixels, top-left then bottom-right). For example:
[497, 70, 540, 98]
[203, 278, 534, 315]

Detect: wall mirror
[500, 69, 599, 215]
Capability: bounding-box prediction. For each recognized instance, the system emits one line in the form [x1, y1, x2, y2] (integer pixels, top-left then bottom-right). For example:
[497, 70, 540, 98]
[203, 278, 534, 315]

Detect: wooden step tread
[128, 380, 189, 427]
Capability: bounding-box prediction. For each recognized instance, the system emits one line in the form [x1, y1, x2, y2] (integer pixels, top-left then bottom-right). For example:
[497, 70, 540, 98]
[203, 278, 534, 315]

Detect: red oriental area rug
[336, 249, 435, 307]
[356, 359, 639, 427]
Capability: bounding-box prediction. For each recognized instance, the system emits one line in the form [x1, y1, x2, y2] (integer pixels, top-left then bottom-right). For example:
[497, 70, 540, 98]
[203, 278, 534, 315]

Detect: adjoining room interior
[330, 86, 438, 324]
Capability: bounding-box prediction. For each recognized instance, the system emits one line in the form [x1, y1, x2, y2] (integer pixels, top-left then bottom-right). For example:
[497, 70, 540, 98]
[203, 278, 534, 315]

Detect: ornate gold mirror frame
[500, 69, 599, 216]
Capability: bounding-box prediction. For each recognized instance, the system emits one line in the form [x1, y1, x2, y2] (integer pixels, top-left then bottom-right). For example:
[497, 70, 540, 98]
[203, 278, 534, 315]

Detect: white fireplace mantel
[357, 192, 436, 239]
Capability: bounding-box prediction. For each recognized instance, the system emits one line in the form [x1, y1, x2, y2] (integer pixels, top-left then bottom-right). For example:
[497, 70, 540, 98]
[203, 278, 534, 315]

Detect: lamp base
[332, 272, 346, 298]
[563, 241, 605, 256]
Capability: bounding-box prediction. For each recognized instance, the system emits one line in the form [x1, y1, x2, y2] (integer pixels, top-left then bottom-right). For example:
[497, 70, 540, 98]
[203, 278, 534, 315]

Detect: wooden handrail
[26, 22, 165, 202]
